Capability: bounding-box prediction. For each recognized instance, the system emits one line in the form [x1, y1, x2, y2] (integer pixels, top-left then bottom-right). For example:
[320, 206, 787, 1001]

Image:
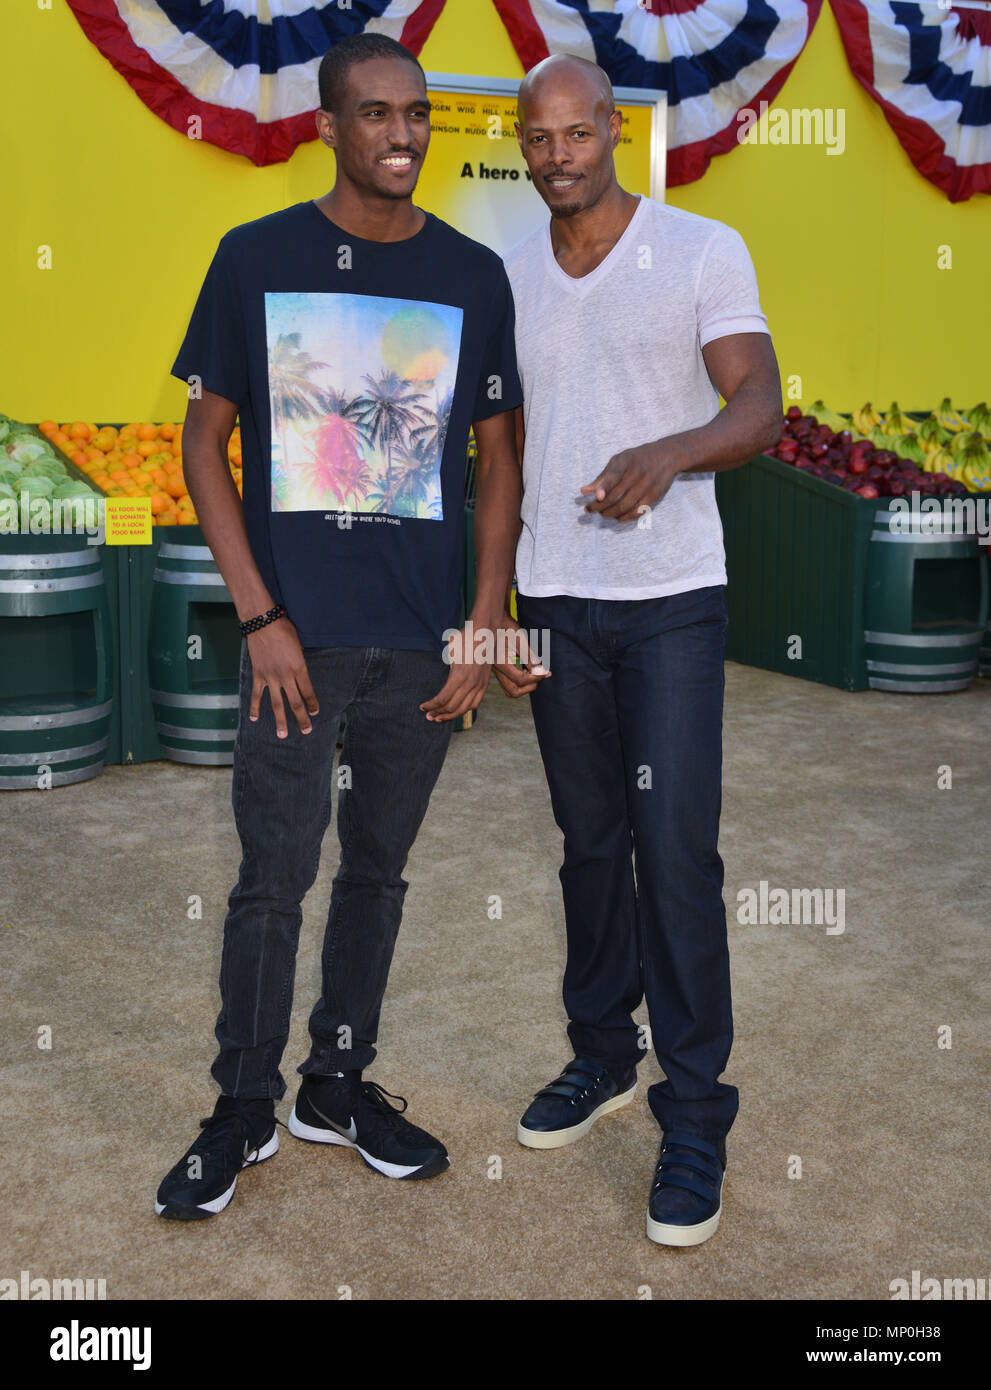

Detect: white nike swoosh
[310, 1101, 357, 1143]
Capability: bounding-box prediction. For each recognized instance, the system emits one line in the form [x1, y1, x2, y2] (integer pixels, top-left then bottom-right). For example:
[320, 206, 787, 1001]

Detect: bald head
[515, 54, 622, 219]
[518, 54, 615, 126]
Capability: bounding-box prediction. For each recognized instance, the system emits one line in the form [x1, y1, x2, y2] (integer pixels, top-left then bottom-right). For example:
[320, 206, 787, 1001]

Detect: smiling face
[320, 55, 430, 201]
[516, 58, 622, 218]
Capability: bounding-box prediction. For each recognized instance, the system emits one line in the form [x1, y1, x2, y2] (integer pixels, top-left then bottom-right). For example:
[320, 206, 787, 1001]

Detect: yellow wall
[2, 1, 987, 424]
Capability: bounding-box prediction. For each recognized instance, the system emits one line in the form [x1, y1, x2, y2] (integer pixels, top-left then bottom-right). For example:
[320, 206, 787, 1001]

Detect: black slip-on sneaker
[155, 1096, 278, 1221]
[517, 1057, 637, 1149]
[646, 1131, 726, 1247]
[289, 1073, 449, 1180]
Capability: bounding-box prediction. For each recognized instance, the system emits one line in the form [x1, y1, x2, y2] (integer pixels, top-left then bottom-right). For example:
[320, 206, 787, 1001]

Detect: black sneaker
[155, 1096, 278, 1221]
[646, 1131, 726, 1247]
[288, 1073, 449, 1180]
[517, 1057, 637, 1149]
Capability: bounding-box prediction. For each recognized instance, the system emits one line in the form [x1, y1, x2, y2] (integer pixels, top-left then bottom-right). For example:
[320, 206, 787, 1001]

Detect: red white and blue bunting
[492, 0, 824, 186]
[64, 0, 448, 167]
[828, 1, 991, 202]
[63, 0, 991, 198]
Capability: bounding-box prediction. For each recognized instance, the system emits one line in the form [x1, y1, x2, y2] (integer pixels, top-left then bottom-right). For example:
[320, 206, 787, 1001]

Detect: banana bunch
[963, 458, 991, 492]
[951, 431, 991, 492]
[950, 428, 981, 458]
[868, 427, 904, 452]
[881, 401, 916, 437]
[935, 396, 970, 434]
[916, 413, 951, 448]
[897, 435, 926, 466]
[852, 402, 882, 437]
[921, 445, 956, 476]
[965, 401, 991, 435]
[807, 399, 853, 434]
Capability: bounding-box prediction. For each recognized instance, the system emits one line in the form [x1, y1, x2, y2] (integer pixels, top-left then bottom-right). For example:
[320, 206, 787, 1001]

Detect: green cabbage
[53, 480, 94, 499]
[19, 475, 56, 499]
[22, 457, 67, 482]
[5, 436, 49, 464]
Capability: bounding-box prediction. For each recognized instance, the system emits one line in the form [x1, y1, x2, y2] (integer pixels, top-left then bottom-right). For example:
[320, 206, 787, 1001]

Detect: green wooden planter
[716, 455, 989, 693]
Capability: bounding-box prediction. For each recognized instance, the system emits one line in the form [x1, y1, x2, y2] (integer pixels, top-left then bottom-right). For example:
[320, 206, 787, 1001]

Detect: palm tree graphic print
[266, 292, 461, 519]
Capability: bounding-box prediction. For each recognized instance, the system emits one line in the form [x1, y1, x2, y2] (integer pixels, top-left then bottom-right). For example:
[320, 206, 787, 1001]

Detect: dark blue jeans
[515, 586, 738, 1141]
[211, 643, 452, 1100]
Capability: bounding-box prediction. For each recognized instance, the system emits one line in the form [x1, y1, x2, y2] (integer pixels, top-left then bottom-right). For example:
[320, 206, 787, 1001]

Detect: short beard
[550, 200, 584, 219]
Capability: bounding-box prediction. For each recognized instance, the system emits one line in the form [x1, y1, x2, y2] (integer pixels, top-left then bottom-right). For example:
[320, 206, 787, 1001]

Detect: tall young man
[497, 56, 781, 1246]
[155, 33, 523, 1219]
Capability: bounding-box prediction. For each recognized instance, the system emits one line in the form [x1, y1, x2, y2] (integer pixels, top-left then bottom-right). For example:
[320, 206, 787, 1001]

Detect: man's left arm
[582, 332, 782, 523]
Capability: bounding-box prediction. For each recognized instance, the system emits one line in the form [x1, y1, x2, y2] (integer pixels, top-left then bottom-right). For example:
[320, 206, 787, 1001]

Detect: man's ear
[315, 109, 338, 150]
[609, 107, 623, 149]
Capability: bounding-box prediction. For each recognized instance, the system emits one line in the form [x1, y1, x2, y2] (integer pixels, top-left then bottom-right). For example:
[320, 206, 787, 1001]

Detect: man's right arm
[181, 387, 319, 738]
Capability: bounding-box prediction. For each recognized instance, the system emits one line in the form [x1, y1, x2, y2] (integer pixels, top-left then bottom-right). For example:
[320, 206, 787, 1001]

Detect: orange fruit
[69, 422, 91, 441]
[137, 423, 157, 441]
[70, 450, 88, 466]
[130, 470, 151, 486]
[121, 452, 143, 469]
[105, 484, 125, 497]
[157, 510, 179, 527]
[159, 422, 176, 441]
[53, 432, 71, 450]
[39, 419, 57, 437]
[165, 477, 186, 500]
[109, 469, 130, 484]
[136, 440, 157, 458]
[150, 469, 168, 488]
[84, 447, 103, 462]
[149, 492, 170, 515]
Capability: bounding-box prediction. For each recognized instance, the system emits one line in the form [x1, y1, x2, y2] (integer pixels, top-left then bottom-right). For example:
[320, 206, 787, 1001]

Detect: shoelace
[358, 1081, 410, 1127]
[194, 1106, 284, 1165]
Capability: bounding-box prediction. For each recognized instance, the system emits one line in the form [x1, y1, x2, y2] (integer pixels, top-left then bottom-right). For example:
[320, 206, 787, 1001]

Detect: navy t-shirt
[171, 201, 522, 651]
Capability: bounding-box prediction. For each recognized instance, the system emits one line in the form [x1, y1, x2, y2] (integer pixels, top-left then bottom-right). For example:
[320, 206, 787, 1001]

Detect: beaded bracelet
[239, 604, 286, 636]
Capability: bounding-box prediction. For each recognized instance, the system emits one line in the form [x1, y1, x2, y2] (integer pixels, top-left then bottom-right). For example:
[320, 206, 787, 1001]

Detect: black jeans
[515, 586, 738, 1141]
[211, 643, 452, 1100]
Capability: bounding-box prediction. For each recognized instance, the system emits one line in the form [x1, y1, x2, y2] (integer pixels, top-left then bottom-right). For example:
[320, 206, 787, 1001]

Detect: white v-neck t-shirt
[504, 196, 770, 599]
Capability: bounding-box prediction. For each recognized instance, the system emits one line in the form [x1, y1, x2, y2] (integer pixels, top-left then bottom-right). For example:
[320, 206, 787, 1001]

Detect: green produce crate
[0, 534, 121, 786]
[716, 455, 989, 692]
[715, 454, 876, 690]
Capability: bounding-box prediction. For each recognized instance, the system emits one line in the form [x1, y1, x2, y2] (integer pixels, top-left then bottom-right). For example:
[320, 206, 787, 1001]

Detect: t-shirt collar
[542, 193, 646, 297]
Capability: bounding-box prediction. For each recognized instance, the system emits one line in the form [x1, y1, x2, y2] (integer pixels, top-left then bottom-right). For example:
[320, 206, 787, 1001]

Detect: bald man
[495, 56, 781, 1247]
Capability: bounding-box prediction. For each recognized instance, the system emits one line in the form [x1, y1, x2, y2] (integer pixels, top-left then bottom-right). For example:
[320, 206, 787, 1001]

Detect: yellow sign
[104, 496, 153, 545]
[419, 85, 658, 254]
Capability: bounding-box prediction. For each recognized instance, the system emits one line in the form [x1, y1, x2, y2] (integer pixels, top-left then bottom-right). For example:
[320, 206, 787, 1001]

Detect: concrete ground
[1, 663, 988, 1301]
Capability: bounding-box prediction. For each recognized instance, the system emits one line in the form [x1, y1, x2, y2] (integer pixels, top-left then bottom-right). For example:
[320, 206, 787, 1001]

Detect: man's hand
[493, 615, 551, 699]
[581, 437, 689, 523]
[420, 625, 492, 724]
[247, 618, 319, 738]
